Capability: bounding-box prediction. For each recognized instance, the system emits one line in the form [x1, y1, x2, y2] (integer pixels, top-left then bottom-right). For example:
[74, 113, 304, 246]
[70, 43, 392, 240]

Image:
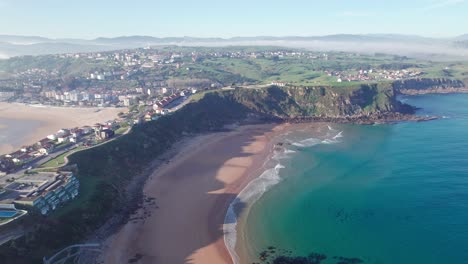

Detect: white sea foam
[293, 130, 343, 147]
[292, 137, 321, 147]
[322, 131, 343, 144]
[224, 162, 284, 264]
[224, 130, 344, 263]
[333, 131, 343, 139]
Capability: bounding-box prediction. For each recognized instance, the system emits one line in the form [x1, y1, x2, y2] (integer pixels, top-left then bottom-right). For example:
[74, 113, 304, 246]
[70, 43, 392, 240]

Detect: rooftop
[0, 172, 75, 204]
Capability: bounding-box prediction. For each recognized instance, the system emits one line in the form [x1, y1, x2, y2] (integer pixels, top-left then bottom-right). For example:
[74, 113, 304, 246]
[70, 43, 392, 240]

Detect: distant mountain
[0, 34, 466, 59]
[93, 36, 228, 45]
[0, 35, 51, 45]
[94, 35, 162, 44]
[224, 34, 439, 43]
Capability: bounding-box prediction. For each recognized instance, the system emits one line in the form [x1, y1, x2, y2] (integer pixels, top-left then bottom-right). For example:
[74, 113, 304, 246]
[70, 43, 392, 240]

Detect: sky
[0, 0, 467, 39]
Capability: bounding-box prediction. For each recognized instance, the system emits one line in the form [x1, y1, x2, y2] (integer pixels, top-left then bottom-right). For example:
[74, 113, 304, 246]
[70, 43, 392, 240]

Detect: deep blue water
[243, 94, 468, 264]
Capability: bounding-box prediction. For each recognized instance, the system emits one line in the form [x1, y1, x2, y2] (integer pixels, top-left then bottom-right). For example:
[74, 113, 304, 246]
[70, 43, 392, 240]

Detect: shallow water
[240, 94, 468, 264]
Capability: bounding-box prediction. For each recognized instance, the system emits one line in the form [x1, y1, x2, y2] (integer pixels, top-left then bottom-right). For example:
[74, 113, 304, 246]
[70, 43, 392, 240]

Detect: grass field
[180, 53, 468, 87]
[39, 146, 86, 168]
[114, 126, 128, 135]
[190, 89, 221, 101]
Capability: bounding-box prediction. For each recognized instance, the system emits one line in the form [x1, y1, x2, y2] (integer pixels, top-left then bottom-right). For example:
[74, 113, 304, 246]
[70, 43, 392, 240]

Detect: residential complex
[0, 171, 79, 217]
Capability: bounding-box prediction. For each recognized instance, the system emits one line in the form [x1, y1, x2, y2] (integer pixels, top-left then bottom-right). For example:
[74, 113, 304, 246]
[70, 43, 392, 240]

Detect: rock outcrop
[393, 78, 468, 95]
[226, 84, 415, 120]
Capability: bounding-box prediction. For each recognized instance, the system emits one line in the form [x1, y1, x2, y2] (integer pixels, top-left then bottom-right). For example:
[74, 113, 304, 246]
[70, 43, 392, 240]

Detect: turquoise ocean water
[239, 94, 468, 264]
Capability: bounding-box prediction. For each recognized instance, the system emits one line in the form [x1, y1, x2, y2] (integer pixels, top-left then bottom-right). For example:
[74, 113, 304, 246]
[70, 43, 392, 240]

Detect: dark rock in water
[308, 253, 327, 263]
[285, 112, 439, 125]
[259, 246, 363, 264]
[270, 252, 327, 264]
[333, 256, 364, 264]
[260, 250, 270, 261]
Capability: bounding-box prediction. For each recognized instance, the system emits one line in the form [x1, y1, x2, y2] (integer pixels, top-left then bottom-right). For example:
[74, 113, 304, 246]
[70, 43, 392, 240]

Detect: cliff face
[393, 78, 468, 95]
[226, 84, 413, 119]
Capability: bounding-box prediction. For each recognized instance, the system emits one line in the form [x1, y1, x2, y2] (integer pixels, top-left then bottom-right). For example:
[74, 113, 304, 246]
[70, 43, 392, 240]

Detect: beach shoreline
[0, 102, 123, 155]
[99, 123, 289, 264]
[226, 122, 332, 263]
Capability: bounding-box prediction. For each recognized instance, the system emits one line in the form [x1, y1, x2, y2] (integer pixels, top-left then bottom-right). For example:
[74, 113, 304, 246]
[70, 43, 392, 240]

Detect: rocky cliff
[393, 78, 468, 95]
[225, 84, 414, 120]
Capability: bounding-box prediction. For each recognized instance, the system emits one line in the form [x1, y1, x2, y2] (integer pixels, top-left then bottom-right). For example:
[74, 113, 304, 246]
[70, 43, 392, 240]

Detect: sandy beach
[0, 102, 124, 154]
[101, 123, 287, 264]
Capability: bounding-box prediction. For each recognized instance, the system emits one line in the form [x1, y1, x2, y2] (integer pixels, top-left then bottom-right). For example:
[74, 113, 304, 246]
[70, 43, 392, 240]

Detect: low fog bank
[1, 37, 467, 61]
[179, 40, 468, 60]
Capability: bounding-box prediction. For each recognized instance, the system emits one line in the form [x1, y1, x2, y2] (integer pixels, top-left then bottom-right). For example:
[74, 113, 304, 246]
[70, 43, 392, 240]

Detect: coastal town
[326, 68, 423, 83]
[0, 47, 435, 107]
[0, 86, 193, 240]
[0, 88, 192, 169]
[0, 48, 281, 106]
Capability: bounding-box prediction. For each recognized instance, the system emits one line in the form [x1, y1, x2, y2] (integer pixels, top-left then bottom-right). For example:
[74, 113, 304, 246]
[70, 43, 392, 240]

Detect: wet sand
[0, 103, 124, 154]
[101, 124, 286, 264]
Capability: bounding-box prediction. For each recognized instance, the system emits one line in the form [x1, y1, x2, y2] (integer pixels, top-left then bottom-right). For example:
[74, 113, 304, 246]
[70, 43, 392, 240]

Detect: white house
[57, 136, 70, 144]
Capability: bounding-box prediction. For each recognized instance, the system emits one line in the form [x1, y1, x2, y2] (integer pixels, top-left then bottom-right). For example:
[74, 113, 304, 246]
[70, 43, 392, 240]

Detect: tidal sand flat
[101, 124, 295, 263]
[0, 117, 42, 154]
[0, 103, 123, 154]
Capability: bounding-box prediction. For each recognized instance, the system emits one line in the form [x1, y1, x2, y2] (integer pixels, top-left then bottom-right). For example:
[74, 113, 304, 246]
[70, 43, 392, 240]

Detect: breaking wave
[224, 162, 284, 264]
[224, 129, 344, 264]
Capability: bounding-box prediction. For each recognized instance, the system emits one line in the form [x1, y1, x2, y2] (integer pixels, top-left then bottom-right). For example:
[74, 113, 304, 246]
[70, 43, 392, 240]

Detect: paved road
[169, 97, 192, 112]
[10, 144, 76, 175]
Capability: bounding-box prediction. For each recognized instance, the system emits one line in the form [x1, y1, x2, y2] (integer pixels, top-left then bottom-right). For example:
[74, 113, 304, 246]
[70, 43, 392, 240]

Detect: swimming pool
[0, 210, 17, 218]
